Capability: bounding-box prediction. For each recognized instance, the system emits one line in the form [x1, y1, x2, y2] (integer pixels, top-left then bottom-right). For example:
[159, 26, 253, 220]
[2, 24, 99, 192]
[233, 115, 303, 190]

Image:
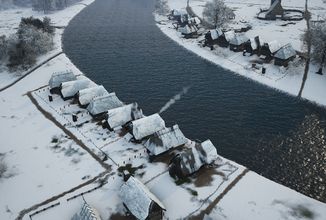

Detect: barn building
[274, 43, 297, 67]
[49, 70, 76, 94]
[60, 78, 93, 100]
[87, 93, 124, 119]
[77, 85, 109, 107]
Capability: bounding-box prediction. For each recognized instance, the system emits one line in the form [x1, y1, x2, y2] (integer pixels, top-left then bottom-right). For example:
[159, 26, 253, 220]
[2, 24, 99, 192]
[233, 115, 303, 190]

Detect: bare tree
[309, 23, 326, 75]
[202, 0, 234, 28]
[298, 0, 312, 97]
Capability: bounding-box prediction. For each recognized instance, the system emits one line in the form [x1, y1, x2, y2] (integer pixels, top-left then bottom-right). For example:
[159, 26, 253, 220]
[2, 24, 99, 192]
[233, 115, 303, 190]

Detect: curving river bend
[63, 0, 326, 201]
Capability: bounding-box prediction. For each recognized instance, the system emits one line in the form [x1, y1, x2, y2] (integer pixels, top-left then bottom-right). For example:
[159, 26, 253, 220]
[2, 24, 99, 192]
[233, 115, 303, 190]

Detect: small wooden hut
[77, 85, 109, 107]
[120, 176, 166, 220]
[274, 43, 297, 67]
[169, 140, 218, 180]
[87, 92, 124, 119]
[127, 114, 165, 141]
[229, 34, 249, 52]
[105, 102, 143, 130]
[49, 70, 76, 94]
[144, 124, 187, 157]
[60, 78, 93, 100]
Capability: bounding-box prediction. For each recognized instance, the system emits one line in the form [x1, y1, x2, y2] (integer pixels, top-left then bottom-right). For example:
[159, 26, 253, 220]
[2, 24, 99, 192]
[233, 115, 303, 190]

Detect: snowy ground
[0, 0, 326, 219]
[156, 0, 326, 107]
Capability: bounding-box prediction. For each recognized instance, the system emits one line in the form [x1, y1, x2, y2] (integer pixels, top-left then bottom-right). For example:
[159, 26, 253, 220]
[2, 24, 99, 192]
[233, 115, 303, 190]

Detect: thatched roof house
[169, 140, 218, 179]
[229, 34, 249, 52]
[49, 70, 76, 94]
[60, 79, 93, 100]
[260, 40, 284, 60]
[87, 93, 123, 118]
[77, 85, 109, 107]
[71, 202, 102, 220]
[204, 28, 229, 47]
[128, 114, 165, 141]
[274, 43, 297, 66]
[178, 24, 198, 38]
[120, 176, 166, 220]
[144, 125, 187, 156]
[244, 36, 261, 55]
[105, 103, 143, 130]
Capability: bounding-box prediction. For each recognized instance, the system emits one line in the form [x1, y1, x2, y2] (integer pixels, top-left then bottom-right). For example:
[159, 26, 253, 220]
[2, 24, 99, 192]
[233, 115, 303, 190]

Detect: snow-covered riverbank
[1, 0, 326, 219]
[155, 0, 326, 107]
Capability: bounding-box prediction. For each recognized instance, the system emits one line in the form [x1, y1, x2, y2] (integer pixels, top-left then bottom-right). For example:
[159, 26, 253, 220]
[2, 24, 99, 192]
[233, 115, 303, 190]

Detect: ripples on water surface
[63, 0, 326, 201]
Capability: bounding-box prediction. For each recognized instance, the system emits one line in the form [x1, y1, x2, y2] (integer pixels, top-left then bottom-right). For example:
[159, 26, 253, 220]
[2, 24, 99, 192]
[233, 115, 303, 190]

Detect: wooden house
[178, 24, 198, 39]
[77, 85, 109, 107]
[265, 0, 284, 20]
[229, 34, 249, 52]
[144, 124, 187, 157]
[170, 10, 188, 26]
[71, 202, 102, 220]
[274, 43, 297, 67]
[49, 70, 76, 94]
[105, 103, 143, 130]
[204, 28, 224, 47]
[260, 40, 284, 61]
[60, 78, 93, 100]
[169, 140, 218, 180]
[87, 93, 124, 119]
[120, 176, 166, 220]
[127, 114, 165, 141]
[244, 36, 261, 55]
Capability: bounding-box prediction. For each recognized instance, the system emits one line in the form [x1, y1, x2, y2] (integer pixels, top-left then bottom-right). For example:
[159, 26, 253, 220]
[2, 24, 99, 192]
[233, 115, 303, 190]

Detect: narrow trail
[0, 52, 63, 92]
[15, 170, 110, 220]
[27, 91, 111, 170]
[190, 168, 250, 219]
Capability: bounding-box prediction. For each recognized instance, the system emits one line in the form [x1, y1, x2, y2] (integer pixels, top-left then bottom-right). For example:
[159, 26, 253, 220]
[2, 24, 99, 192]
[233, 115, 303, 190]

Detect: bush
[7, 17, 54, 69]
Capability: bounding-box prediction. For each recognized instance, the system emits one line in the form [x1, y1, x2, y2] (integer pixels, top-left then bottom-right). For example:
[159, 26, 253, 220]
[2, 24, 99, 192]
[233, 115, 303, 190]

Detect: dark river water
[63, 0, 326, 201]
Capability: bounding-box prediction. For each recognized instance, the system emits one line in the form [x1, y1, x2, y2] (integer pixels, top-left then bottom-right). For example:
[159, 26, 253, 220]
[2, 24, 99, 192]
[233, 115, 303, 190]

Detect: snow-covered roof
[131, 114, 166, 141]
[175, 140, 218, 176]
[106, 103, 143, 129]
[268, 40, 283, 53]
[224, 30, 235, 42]
[229, 34, 249, 46]
[49, 70, 76, 89]
[120, 176, 166, 220]
[198, 139, 218, 164]
[188, 17, 201, 25]
[87, 93, 123, 116]
[274, 43, 297, 60]
[266, 0, 282, 16]
[60, 78, 93, 98]
[210, 28, 223, 40]
[172, 9, 187, 16]
[178, 24, 198, 35]
[77, 85, 109, 106]
[144, 124, 187, 156]
[71, 203, 102, 220]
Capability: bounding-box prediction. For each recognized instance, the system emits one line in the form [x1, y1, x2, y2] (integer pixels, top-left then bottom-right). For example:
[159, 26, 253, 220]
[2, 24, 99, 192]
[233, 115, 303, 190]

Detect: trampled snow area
[1, 0, 326, 219]
[156, 0, 326, 107]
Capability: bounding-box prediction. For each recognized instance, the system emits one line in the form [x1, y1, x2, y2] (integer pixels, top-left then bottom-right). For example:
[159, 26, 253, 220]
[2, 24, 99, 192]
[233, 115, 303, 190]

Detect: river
[63, 0, 326, 201]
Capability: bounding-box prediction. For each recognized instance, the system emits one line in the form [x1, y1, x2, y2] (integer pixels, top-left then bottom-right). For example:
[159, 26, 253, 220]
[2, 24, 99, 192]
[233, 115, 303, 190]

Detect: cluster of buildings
[48, 70, 219, 220]
[169, 2, 298, 68]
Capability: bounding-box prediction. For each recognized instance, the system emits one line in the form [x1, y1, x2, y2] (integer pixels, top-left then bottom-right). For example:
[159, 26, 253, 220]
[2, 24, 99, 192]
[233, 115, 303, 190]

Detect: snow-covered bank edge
[154, 13, 326, 108]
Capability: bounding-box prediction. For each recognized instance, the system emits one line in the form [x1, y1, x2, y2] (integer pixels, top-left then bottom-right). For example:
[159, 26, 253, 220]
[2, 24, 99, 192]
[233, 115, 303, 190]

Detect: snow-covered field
[1, 0, 326, 219]
[0, 0, 94, 89]
[156, 0, 326, 107]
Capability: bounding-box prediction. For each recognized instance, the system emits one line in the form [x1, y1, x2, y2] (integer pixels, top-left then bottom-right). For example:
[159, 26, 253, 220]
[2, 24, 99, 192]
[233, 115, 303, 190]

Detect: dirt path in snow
[190, 168, 250, 219]
[27, 91, 111, 170]
[0, 52, 63, 92]
[15, 170, 110, 220]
